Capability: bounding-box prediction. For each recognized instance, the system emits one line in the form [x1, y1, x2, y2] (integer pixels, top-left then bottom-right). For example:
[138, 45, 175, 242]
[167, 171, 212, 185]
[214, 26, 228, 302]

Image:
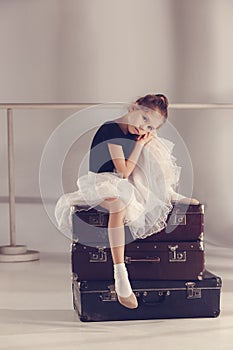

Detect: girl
[55, 93, 199, 310]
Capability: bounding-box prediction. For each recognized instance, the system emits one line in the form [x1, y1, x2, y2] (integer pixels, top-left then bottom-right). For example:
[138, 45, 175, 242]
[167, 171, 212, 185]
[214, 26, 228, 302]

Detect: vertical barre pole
[7, 108, 16, 246]
[0, 108, 39, 262]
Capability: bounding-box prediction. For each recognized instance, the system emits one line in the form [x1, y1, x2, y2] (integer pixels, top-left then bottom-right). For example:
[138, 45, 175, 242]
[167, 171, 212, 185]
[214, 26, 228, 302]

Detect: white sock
[114, 263, 133, 298]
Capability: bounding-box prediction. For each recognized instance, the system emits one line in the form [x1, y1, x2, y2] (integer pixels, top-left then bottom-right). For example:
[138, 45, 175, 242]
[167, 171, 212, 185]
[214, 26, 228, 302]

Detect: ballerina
[55, 93, 199, 309]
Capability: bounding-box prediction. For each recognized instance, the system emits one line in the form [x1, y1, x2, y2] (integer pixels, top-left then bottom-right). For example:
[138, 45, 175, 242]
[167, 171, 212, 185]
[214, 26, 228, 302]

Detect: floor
[0, 244, 232, 350]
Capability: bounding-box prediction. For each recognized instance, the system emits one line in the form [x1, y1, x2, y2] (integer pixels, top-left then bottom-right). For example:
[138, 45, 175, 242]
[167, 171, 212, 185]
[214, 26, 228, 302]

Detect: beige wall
[0, 0, 233, 252]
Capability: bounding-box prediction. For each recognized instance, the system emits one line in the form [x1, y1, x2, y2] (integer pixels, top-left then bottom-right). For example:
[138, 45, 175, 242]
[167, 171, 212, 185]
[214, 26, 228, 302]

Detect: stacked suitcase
[71, 203, 222, 322]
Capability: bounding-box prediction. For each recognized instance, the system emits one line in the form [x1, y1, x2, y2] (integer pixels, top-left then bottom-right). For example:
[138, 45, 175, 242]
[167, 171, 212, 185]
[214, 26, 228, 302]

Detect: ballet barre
[0, 102, 233, 262]
[1, 103, 233, 109]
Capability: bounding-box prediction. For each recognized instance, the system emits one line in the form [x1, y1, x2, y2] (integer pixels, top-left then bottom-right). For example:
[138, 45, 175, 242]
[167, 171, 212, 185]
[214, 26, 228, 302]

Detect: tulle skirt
[55, 135, 182, 240]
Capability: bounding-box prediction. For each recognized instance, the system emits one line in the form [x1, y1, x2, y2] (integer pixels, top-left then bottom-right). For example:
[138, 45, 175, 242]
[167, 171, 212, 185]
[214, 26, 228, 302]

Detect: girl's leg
[100, 198, 138, 309]
[100, 197, 126, 261]
[108, 211, 125, 263]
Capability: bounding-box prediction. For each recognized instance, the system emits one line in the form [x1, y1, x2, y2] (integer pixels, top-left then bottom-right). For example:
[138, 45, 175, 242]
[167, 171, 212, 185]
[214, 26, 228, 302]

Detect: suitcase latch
[168, 245, 187, 262]
[170, 213, 186, 226]
[185, 282, 202, 299]
[100, 284, 117, 302]
[88, 213, 105, 226]
[89, 247, 107, 263]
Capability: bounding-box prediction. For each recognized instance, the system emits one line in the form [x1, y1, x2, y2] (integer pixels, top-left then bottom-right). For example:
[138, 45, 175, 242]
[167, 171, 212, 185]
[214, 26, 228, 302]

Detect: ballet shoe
[117, 292, 138, 309]
[170, 191, 199, 205]
[172, 197, 199, 205]
[179, 197, 199, 205]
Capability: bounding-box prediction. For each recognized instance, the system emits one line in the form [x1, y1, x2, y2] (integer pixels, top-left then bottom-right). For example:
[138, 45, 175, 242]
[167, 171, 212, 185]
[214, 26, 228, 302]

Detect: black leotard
[89, 121, 137, 173]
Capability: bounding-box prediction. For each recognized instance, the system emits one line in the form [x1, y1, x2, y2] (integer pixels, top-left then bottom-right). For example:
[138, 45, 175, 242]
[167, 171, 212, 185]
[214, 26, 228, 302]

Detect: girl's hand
[136, 132, 153, 145]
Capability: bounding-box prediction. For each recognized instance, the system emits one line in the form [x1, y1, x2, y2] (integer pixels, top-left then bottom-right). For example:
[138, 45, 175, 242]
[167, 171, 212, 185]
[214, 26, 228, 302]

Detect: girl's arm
[108, 133, 153, 178]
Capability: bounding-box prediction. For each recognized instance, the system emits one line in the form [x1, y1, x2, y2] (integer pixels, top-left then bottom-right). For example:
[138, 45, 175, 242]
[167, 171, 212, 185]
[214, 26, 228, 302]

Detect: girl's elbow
[118, 170, 128, 179]
[115, 165, 132, 179]
[116, 169, 129, 179]
[122, 169, 132, 179]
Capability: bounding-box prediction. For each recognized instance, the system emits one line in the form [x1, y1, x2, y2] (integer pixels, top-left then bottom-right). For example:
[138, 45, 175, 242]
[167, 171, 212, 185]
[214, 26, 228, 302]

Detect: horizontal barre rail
[0, 103, 233, 109]
[170, 103, 233, 109]
[0, 103, 97, 109]
[0, 196, 48, 204]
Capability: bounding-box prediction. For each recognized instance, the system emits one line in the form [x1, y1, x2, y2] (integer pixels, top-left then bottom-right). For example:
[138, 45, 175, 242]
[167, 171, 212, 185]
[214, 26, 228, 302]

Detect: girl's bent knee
[109, 209, 126, 219]
[101, 198, 126, 214]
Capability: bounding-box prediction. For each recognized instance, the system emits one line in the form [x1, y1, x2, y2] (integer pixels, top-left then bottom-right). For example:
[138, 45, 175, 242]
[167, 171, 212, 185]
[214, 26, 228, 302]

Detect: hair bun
[135, 93, 169, 119]
[155, 94, 169, 108]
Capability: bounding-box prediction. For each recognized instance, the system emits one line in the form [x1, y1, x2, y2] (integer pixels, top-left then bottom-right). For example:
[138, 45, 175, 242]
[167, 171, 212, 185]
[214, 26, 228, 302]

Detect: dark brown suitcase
[72, 270, 221, 322]
[72, 203, 204, 246]
[71, 240, 205, 281]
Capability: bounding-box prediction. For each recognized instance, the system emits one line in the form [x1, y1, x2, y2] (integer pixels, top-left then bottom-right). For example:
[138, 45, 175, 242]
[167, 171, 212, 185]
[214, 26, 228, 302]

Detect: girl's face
[127, 105, 164, 135]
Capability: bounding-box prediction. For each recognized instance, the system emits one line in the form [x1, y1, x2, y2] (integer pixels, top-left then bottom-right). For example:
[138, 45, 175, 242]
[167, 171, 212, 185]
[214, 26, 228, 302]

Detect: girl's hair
[135, 94, 169, 119]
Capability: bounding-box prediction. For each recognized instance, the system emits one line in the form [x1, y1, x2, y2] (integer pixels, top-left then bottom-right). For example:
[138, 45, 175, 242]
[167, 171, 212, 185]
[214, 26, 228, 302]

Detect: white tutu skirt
[55, 135, 182, 240]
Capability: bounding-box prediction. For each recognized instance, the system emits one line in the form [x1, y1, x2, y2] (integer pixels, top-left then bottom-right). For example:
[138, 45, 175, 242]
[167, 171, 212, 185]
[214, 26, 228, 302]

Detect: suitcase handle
[125, 256, 160, 264]
[141, 291, 170, 306]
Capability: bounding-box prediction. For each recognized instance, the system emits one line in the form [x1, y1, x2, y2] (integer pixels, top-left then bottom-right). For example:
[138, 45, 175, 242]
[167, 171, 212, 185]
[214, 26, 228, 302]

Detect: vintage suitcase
[72, 203, 204, 245]
[71, 240, 205, 281]
[72, 270, 222, 322]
